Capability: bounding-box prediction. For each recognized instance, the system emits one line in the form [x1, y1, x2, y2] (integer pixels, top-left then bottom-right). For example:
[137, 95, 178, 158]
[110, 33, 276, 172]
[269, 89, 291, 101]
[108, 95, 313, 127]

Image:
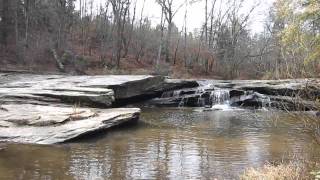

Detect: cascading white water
[158, 81, 272, 111]
[210, 89, 230, 105]
[261, 94, 271, 109]
[210, 89, 231, 110]
[161, 91, 172, 98]
[197, 96, 206, 107]
[179, 97, 186, 107]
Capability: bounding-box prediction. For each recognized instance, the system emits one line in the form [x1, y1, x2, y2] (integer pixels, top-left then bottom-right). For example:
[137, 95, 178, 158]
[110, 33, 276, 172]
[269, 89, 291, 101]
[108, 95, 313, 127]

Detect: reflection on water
[0, 108, 319, 179]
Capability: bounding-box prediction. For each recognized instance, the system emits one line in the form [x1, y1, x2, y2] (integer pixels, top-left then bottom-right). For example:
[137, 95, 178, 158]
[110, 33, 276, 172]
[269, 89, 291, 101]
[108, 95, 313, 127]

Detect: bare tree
[156, 6, 165, 69]
[156, 0, 184, 63]
[110, 0, 130, 68]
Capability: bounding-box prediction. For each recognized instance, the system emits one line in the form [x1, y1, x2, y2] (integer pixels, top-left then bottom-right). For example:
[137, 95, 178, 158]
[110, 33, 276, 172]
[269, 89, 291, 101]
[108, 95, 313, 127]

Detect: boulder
[230, 92, 269, 108]
[229, 89, 245, 98]
[0, 104, 140, 144]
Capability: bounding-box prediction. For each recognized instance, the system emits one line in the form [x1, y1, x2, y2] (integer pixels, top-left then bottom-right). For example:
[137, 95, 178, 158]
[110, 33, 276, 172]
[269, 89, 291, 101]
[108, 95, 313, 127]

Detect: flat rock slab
[0, 73, 198, 145]
[0, 73, 198, 107]
[0, 104, 140, 144]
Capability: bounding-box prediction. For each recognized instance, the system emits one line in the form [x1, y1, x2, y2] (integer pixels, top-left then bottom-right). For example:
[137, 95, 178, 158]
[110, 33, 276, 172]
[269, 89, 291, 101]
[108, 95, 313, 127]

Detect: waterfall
[210, 89, 230, 105]
[261, 95, 271, 109]
[157, 81, 273, 110]
[179, 97, 186, 107]
[161, 91, 173, 98]
[197, 96, 206, 107]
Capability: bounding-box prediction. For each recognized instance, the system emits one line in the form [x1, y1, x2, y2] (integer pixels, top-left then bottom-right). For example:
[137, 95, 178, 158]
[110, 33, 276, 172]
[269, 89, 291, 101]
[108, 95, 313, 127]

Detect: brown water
[0, 108, 319, 179]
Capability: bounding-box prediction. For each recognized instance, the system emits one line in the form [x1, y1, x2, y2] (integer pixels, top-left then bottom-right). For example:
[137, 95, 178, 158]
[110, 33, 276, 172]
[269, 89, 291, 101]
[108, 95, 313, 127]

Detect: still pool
[0, 107, 319, 179]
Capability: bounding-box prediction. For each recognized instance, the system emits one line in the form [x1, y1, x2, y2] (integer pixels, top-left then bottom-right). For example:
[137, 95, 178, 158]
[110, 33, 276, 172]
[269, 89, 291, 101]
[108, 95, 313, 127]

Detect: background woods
[0, 0, 319, 79]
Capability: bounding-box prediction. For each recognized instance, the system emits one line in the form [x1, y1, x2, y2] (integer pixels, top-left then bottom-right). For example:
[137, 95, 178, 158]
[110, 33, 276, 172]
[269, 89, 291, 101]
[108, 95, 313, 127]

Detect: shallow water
[0, 108, 319, 179]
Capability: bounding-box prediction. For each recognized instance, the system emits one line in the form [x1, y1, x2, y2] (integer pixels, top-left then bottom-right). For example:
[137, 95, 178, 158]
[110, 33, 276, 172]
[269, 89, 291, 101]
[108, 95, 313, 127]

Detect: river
[0, 107, 319, 179]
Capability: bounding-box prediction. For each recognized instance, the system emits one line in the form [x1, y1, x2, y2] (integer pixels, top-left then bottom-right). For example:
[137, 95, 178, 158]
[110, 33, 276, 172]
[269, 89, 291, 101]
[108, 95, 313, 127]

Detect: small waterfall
[179, 97, 186, 107]
[157, 81, 273, 110]
[161, 91, 173, 98]
[197, 96, 206, 107]
[161, 90, 182, 98]
[173, 90, 181, 97]
[210, 89, 230, 105]
[261, 95, 271, 109]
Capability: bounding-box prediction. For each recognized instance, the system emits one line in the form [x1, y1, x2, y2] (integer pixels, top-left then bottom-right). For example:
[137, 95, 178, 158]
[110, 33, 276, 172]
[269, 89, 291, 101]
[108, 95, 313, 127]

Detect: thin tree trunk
[15, 0, 20, 54]
[184, 0, 187, 68]
[123, 0, 137, 58]
[173, 33, 181, 65]
[24, 0, 29, 49]
[0, 0, 9, 46]
[205, 0, 208, 45]
[156, 7, 164, 70]
[165, 20, 172, 63]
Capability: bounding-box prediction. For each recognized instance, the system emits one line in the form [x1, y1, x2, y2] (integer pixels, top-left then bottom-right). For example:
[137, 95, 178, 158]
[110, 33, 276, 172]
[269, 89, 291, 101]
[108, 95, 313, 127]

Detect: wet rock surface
[150, 79, 320, 111]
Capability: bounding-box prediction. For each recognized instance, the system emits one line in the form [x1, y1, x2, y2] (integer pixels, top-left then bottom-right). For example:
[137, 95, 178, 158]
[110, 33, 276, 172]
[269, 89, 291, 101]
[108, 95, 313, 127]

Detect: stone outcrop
[0, 104, 140, 144]
[0, 73, 198, 107]
[0, 73, 198, 144]
[150, 79, 320, 111]
[205, 79, 320, 98]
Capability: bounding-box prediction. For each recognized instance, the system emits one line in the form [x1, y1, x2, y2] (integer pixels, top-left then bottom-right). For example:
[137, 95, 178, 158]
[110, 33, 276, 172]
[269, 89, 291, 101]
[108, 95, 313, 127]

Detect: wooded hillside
[0, 0, 319, 79]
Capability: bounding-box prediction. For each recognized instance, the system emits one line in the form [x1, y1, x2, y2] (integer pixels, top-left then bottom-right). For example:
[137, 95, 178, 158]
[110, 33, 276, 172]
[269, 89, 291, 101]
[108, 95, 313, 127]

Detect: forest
[0, 0, 319, 79]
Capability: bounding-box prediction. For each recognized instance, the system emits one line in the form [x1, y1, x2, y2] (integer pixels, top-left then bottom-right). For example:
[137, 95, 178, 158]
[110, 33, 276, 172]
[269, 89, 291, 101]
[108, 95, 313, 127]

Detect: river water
[0, 107, 319, 179]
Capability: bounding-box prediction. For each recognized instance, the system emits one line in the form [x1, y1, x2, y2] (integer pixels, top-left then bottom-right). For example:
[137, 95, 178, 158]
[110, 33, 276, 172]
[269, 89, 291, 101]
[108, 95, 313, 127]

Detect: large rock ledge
[0, 73, 197, 144]
[0, 104, 140, 144]
[149, 79, 320, 111]
[0, 73, 198, 107]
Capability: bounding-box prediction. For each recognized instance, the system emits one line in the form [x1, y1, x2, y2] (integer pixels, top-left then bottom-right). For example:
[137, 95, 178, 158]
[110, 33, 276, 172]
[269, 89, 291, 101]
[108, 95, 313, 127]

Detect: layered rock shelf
[0, 73, 197, 107]
[0, 104, 140, 144]
[149, 79, 320, 111]
[0, 73, 198, 144]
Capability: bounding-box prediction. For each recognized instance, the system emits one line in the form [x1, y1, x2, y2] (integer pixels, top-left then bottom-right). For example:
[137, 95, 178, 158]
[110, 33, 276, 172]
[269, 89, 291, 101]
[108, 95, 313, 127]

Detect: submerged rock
[0, 104, 140, 144]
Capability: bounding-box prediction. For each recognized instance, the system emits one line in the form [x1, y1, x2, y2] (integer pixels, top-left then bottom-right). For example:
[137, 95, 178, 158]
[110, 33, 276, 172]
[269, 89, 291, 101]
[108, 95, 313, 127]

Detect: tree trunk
[165, 20, 172, 63]
[205, 0, 208, 45]
[0, 0, 9, 46]
[23, 0, 30, 49]
[156, 7, 165, 70]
